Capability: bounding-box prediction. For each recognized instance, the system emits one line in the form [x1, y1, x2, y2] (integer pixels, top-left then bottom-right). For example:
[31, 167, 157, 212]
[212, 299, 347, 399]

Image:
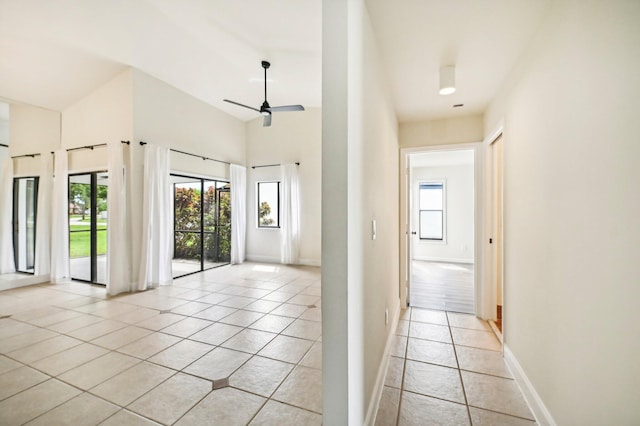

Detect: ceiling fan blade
[263, 113, 272, 127]
[223, 99, 260, 113]
[267, 105, 305, 112]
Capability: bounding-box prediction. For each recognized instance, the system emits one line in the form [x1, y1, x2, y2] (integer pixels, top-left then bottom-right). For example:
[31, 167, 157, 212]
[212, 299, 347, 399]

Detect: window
[419, 182, 444, 240]
[257, 181, 279, 228]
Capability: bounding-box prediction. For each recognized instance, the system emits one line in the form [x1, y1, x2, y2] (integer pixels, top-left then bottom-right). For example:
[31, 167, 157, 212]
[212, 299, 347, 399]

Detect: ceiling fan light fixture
[439, 66, 456, 95]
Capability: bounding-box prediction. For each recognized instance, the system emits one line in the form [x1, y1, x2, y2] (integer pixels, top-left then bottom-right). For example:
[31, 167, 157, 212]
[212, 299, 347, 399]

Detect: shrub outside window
[257, 181, 280, 228]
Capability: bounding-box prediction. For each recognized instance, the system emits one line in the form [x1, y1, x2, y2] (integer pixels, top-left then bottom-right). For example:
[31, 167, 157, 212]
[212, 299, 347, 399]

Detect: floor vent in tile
[212, 377, 230, 390]
[0, 314, 11, 319]
[307, 304, 317, 309]
[159, 310, 172, 314]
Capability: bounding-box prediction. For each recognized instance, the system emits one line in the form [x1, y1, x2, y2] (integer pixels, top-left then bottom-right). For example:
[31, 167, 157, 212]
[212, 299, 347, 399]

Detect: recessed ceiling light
[439, 66, 456, 95]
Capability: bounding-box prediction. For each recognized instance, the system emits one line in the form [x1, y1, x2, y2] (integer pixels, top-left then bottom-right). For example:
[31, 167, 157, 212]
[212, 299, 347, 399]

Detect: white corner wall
[62, 69, 134, 152]
[10, 104, 61, 176]
[322, 0, 400, 423]
[412, 164, 474, 264]
[485, 1, 640, 424]
[10, 104, 60, 154]
[245, 108, 321, 266]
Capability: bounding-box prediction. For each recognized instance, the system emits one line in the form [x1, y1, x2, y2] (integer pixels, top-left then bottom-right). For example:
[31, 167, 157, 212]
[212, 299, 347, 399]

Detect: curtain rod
[12, 152, 42, 159]
[66, 141, 130, 152]
[139, 141, 231, 166]
[251, 162, 300, 169]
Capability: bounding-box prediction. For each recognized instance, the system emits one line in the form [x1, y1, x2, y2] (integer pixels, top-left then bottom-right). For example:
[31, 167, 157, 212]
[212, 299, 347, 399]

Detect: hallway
[375, 307, 536, 425]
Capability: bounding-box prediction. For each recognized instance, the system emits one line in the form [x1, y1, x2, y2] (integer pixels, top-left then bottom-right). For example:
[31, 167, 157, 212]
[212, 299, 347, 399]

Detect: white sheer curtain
[34, 152, 53, 276]
[138, 144, 172, 290]
[107, 142, 132, 295]
[0, 156, 15, 274]
[50, 149, 69, 282]
[230, 164, 246, 264]
[280, 163, 300, 264]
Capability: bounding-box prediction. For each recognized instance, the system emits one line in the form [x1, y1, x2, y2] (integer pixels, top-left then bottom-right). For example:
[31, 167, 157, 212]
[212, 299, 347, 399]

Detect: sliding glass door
[172, 175, 231, 278]
[68, 172, 108, 284]
[13, 177, 39, 273]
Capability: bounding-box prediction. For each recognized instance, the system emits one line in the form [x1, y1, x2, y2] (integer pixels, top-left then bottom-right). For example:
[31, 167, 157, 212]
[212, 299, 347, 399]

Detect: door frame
[483, 121, 505, 334]
[68, 171, 108, 285]
[170, 173, 231, 278]
[400, 142, 485, 315]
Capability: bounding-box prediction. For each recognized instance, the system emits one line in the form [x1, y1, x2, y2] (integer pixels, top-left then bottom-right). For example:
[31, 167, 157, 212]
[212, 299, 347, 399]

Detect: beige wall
[245, 108, 321, 266]
[485, 1, 640, 424]
[400, 114, 483, 148]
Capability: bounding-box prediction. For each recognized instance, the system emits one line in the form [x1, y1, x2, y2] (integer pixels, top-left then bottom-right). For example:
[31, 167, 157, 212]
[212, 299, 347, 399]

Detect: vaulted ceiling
[0, 0, 550, 123]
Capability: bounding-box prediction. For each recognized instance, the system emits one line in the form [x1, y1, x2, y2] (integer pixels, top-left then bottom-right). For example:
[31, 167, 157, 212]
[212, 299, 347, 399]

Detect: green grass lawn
[69, 224, 107, 258]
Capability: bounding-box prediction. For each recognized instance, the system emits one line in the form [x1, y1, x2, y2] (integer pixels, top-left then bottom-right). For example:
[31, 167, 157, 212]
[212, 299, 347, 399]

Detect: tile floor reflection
[0, 263, 322, 425]
[374, 307, 537, 425]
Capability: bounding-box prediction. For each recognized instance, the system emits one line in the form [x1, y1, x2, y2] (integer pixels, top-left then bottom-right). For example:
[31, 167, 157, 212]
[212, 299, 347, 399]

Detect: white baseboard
[299, 258, 321, 267]
[0, 274, 50, 291]
[412, 256, 474, 264]
[364, 299, 401, 426]
[246, 255, 321, 267]
[503, 345, 556, 426]
[246, 255, 280, 264]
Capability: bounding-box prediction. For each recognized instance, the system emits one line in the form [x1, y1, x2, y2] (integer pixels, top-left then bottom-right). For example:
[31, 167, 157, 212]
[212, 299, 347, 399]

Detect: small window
[419, 182, 444, 240]
[257, 181, 280, 228]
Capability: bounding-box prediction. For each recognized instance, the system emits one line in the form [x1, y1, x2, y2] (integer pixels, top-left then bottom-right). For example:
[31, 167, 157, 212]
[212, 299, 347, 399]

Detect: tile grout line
[393, 307, 412, 426]
[446, 310, 474, 425]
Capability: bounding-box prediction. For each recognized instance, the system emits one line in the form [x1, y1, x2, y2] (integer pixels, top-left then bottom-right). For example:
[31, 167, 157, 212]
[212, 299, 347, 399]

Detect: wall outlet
[385, 308, 389, 325]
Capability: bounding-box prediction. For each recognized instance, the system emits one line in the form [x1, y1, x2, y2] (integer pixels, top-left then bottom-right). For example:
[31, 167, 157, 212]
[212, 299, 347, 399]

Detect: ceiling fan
[224, 60, 305, 127]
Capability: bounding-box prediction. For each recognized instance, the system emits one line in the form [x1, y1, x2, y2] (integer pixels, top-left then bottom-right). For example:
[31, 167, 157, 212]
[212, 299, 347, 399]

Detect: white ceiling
[0, 0, 550, 123]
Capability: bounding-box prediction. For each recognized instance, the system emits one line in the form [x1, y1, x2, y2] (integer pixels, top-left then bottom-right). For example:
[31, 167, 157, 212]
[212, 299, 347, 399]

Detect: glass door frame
[12, 176, 39, 274]
[68, 171, 108, 285]
[171, 173, 231, 278]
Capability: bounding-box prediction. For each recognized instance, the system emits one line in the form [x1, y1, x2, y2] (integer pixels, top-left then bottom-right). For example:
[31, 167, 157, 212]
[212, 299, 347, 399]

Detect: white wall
[400, 114, 483, 148]
[131, 70, 245, 277]
[10, 104, 61, 176]
[62, 69, 133, 153]
[412, 163, 474, 263]
[322, 0, 400, 422]
[245, 108, 321, 266]
[485, 1, 640, 424]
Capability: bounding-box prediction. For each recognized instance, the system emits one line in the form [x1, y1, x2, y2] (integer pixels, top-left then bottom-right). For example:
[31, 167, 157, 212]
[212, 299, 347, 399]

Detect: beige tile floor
[1, 262, 536, 426]
[0, 263, 322, 425]
[375, 307, 537, 426]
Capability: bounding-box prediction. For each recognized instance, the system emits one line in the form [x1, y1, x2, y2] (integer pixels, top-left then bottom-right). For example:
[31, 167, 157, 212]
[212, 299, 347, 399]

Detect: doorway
[171, 175, 231, 278]
[401, 147, 479, 314]
[13, 176, 39, 274]
[68, 172, 108, 284]
[489, 134, 504, 332]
